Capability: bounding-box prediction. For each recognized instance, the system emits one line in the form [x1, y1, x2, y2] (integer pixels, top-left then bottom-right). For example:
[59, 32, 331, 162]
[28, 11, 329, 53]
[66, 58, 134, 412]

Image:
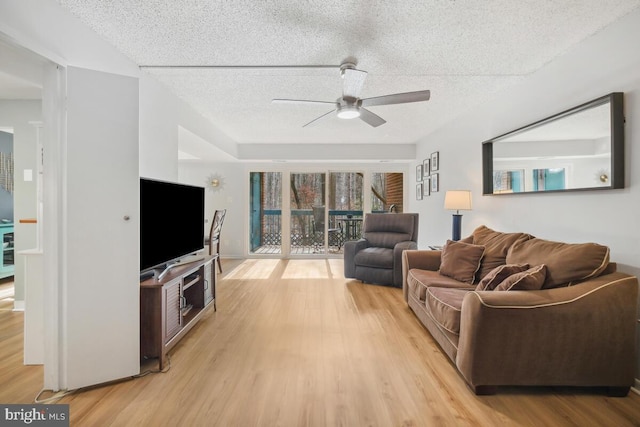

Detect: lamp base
[452, 214, 463, 241]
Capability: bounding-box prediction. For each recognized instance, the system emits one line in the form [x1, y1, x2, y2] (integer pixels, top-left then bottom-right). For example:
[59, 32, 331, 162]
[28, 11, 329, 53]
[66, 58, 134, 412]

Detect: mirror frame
[482, 92, 624, 195]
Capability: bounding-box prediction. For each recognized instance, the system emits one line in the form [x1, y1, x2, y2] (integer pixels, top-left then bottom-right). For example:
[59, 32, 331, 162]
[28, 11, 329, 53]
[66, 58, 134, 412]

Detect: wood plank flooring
[1, 260, 639, 426]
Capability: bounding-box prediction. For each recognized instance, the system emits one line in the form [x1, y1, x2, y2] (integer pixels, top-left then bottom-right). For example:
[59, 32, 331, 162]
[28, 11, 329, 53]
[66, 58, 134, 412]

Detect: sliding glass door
[249, 172, 282, 254]
[289, 172, 326, 254]
[329, 172, 363, 243]
[249, 169, 402, 256]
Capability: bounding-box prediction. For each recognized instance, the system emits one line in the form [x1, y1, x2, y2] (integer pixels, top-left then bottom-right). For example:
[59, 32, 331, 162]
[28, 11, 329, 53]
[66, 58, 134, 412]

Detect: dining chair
[206, 209, 226, 273]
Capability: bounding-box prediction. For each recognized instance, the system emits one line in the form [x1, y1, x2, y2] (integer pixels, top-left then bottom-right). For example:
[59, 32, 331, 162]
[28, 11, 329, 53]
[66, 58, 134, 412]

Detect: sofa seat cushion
[470, 226, 533, 282]
[439, 239, 485, 284]
[407, 269, 474, 301]
[354, 247, 393, 269]
[506, 238, 610, 288]
[425, 287, 471, 335]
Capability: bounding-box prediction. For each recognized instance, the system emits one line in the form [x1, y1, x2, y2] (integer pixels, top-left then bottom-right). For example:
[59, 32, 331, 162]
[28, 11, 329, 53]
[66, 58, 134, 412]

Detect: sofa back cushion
[365, 232, 413, 248]
[363, 213, 418, 248]
[470, 226, 532, 282]
[439, 240, 485, 284]
[506, 238, 610, 288]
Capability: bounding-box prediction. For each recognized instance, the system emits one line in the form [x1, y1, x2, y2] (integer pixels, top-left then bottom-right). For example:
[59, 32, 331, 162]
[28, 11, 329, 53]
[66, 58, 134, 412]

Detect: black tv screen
[140, 178, 205, 272]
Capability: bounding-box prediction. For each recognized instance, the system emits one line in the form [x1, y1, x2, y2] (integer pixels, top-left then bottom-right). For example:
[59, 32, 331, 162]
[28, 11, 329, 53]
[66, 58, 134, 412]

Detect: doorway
[0, 130, 15, 282]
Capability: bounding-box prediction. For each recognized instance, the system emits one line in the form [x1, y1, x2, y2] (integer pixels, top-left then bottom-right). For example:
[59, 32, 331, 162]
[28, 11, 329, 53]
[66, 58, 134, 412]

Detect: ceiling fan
[272, 62, 431, 128]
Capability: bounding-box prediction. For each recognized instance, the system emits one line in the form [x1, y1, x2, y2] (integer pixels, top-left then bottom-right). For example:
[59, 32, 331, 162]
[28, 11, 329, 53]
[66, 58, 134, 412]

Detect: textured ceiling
[56, 0, 640, 147]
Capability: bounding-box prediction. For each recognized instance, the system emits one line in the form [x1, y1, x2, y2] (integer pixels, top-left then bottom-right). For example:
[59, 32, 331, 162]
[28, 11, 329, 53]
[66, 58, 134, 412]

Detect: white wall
[179, 162, 244, 257]
[409, 8, 640, 381]
[139, 74, 239, 181]
[139, 75, 180, 181]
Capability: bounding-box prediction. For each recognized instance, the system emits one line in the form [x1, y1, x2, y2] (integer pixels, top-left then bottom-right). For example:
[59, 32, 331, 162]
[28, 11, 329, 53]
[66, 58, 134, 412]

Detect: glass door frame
[246, 165, 406, 258]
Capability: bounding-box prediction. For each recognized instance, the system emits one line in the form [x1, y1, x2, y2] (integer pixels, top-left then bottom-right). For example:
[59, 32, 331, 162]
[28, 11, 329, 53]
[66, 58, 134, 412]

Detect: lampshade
[444, 190, 472, 211]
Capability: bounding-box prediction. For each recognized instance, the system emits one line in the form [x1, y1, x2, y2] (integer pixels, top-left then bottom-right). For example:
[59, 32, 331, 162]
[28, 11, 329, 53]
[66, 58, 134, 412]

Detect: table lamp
[444, 190, 472, 241]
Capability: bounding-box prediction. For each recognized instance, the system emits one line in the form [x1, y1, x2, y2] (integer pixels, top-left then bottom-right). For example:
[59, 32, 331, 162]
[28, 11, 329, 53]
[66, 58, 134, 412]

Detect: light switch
[24, 169, 33, 181]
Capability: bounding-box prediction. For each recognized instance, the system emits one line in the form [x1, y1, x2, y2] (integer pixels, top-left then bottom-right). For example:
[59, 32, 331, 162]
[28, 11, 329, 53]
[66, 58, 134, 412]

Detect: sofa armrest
[343, 238, 369, 279]
[402, 250, 442, 302]
[456, 272, 639, 390]
[403, 249, 441, 271]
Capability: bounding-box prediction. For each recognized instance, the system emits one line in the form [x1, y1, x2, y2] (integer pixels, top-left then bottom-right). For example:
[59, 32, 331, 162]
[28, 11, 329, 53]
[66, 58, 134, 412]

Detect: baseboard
[632, 379, 640, 396]
[13, 300, 25, 311]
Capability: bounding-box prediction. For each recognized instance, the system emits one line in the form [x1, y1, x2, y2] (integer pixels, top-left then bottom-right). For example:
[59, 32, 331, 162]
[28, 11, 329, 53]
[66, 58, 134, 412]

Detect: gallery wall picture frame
[416, 164, 423, 182]
[416, 183, 423, 200]
[431, 173, 439, 192]
[423, 177, 431, 197]
[423, 158, 430, 176]
[430, 151, 440, 172]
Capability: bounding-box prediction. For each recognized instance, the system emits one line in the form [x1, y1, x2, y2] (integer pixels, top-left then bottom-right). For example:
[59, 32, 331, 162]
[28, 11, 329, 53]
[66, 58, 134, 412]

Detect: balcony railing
[254, 209, 366, 253]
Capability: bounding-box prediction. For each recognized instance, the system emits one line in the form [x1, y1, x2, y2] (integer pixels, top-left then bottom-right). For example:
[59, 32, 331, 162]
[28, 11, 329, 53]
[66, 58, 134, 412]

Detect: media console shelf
[140, 255, 217, 370]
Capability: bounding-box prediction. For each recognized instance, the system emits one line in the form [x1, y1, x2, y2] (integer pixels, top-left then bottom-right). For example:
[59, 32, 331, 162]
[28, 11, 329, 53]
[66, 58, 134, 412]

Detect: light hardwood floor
[1, 260, 639, 426]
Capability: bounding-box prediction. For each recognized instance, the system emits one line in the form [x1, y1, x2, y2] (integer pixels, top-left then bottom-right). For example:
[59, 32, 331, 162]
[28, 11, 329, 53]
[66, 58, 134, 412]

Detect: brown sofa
[402, 225, 638, 396]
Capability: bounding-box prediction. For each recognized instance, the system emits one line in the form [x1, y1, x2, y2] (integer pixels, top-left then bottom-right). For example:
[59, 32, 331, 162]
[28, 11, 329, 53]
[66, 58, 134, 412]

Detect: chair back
[209, 209, 226, 243]
[362, 213, 419, 248]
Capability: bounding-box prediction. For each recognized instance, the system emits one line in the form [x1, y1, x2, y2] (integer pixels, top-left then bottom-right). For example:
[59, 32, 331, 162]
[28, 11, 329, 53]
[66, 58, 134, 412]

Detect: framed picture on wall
[431, 151, 440, 172]
[423, 158, 430, 176]
[431, 173, 439, 192]
[416, 183, 423, 200]
[423, 177, 431, 197]
[416, 164, 423, 182]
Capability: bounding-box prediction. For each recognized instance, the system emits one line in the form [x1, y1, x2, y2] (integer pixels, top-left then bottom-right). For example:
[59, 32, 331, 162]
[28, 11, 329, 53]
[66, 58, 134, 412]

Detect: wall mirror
[482, 92, 624, 195]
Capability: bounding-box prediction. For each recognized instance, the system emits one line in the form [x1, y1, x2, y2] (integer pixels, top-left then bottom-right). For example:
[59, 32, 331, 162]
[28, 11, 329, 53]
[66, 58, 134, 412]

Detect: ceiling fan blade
[360, 90, 431, 107]
[359, 108, 386, 127]
[342, 68, 368, 99]
[272, 98, 339, 106]
[302, 109, 336, 127]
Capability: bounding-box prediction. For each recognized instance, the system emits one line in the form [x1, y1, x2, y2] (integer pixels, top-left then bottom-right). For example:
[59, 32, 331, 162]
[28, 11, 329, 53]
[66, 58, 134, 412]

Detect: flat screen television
[140, 177, 205, 273]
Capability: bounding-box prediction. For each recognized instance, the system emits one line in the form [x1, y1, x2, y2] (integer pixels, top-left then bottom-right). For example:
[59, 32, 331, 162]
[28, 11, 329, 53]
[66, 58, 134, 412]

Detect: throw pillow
[439, 239, 485, 284]
[494, 264, 547, 291]
[475, 263, 530, 291]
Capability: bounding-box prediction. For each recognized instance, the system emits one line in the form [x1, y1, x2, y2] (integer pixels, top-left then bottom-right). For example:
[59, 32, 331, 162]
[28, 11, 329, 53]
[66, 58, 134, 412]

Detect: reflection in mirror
[482, 93, 624, 195]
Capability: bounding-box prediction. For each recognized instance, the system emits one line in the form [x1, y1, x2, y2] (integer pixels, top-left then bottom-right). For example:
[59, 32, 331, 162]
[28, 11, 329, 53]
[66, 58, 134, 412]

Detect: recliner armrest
[343, 238, 369, 279]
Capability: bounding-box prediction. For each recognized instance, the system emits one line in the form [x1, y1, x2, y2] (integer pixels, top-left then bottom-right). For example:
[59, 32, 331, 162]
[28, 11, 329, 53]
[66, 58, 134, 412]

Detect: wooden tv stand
[140, 255, 217, 370]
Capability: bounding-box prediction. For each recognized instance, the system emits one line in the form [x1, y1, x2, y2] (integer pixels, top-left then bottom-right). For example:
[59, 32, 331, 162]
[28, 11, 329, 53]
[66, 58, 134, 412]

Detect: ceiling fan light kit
[337, 104, 360, 119]
[272, 60, 431, 128]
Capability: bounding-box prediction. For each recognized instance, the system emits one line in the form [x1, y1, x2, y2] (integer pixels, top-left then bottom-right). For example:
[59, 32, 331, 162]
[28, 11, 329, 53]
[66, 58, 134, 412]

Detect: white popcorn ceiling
[59, 0, 640, 146]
